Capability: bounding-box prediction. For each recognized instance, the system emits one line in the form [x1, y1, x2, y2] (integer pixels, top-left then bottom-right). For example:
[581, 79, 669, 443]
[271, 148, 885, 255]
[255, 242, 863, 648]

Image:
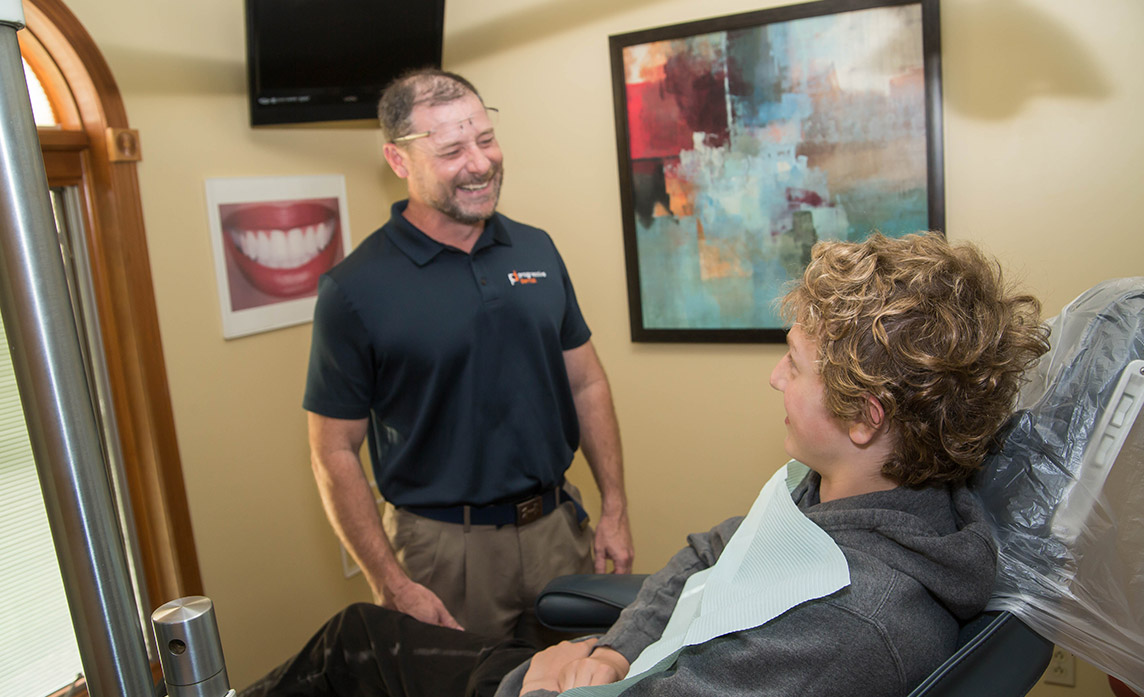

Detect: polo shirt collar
[384, 200, 512, 267]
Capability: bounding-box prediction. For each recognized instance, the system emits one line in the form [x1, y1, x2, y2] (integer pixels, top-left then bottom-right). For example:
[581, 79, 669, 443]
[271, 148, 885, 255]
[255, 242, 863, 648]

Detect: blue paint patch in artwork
[724, 22, 819, 131]
[834, 184, 929, 241]
[749, 254, 790, 328]
[764, 23, 792, 76]
[637, 217, 719, 329]
[636, 213, 798, 330]
[732, 91, 813, 129]
[726, 26, 782, 127]
[677, 135, 823, 245]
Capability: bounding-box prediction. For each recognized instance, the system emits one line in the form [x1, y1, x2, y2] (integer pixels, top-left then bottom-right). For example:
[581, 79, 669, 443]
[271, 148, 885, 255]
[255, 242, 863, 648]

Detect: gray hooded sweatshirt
[497, 472, 996, 697]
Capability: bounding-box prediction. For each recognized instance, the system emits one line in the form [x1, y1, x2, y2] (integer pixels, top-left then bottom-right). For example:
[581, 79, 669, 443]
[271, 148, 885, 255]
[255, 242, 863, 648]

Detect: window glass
[22, 57, 57, 127]
[0, 313, 84, 697]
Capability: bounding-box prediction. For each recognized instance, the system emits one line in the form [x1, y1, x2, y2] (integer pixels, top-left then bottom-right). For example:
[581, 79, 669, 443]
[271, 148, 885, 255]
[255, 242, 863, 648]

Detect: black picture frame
[609, 0, 944, 343]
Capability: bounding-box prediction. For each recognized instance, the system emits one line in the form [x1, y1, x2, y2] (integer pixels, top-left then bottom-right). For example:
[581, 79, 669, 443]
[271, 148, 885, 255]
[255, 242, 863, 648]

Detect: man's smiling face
[400, 94, 504, 225]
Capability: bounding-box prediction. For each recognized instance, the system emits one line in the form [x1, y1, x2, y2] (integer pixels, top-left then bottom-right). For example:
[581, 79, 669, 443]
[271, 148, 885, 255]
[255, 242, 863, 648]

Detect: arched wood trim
[16, 25, 80, 128]
[22, 0, 203, 604]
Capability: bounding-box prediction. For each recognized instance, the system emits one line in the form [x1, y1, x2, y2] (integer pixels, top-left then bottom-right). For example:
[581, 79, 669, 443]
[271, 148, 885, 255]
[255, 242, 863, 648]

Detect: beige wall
[54, 0, 1141, 693]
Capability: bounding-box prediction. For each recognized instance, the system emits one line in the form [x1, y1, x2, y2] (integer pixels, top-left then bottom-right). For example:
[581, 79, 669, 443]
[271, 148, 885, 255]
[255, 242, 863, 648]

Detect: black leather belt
[403, 485, 587, 528]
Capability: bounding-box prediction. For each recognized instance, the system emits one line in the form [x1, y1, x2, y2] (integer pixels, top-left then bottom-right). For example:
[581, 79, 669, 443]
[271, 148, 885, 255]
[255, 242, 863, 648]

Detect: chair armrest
[906, 611, 1053, 697]
[535, 574, 649, 632]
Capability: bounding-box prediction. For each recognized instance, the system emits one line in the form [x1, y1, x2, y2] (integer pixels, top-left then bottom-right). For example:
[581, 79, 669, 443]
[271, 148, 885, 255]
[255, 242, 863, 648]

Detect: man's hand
[594, 511, 634, 574]
[557, 646, 630, 691]
[379, 579, 464, 631]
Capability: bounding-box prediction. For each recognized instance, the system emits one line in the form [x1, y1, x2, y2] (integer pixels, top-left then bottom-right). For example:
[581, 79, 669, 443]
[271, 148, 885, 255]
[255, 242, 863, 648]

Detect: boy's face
[769, 325, 854, 471]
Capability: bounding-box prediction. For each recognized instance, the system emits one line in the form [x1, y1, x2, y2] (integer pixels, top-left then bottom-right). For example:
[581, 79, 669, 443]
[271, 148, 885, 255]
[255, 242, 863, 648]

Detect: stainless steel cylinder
[1, 19, 154, 697]
[152, 596, 231, 697]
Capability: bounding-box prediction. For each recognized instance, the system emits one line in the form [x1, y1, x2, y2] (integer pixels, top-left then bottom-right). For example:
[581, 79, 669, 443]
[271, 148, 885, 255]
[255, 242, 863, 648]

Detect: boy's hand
[557, 646, 630, 690]
[520, 638, 598, 694]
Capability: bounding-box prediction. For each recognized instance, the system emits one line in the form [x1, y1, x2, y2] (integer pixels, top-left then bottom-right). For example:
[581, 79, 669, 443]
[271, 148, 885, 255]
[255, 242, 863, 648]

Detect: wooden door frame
[21, 0, 202, 606]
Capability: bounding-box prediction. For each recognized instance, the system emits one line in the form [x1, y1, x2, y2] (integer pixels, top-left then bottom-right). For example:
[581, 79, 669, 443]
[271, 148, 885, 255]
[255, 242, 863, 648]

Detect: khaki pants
[383, 486, 594, 645]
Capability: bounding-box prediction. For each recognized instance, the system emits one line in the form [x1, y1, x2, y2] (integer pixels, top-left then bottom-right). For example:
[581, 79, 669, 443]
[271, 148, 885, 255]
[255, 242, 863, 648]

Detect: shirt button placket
[472, 255, 498, 302]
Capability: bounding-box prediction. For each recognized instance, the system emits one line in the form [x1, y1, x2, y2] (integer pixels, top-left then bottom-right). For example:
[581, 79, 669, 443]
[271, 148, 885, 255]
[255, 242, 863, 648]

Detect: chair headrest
[974, 277, 1144, 690]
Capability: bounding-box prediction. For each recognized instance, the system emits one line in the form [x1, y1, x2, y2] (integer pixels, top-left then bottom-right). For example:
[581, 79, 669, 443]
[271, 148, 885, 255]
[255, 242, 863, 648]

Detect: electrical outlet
[1044, 646, 1076, 687]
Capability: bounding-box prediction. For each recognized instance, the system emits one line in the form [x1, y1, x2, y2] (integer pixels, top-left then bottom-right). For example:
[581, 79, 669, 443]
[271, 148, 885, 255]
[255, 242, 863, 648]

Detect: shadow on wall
[93, 0, 1110, 120]
[444, 0, 670, 65]
[90, 0, 674, 97]
[447, 0, 1112, 122]
[97, 48, 245, 95]
[943, 0, 1110, 119]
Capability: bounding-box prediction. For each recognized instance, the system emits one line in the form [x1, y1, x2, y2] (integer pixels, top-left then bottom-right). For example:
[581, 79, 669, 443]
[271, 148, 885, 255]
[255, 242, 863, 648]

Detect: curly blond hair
[781, 232, 1050, 487]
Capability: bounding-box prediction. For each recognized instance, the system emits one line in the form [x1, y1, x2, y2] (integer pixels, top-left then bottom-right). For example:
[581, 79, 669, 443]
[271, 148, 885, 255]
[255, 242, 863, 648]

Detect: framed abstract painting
[610, 0, 943, 342]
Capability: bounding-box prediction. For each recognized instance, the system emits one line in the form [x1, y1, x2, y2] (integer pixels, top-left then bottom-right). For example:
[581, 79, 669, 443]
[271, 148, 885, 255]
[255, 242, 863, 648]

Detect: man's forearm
[565, 342, 634, 573]
[575, 378, 627, 516]
[307, 412, 461, 627]
[311, 448, 408, 600]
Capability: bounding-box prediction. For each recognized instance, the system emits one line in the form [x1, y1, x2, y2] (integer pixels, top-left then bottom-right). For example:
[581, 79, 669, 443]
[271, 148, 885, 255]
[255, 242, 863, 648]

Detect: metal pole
[0, 11, 154, 697]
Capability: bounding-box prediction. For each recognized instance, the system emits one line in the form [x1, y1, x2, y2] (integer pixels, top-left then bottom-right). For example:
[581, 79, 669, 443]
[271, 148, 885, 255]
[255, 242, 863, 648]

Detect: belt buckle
[515, 495, 544, 526]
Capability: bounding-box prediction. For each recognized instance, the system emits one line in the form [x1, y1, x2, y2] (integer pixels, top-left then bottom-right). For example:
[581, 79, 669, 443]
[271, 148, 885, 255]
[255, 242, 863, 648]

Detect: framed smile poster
[205, 174, 352, 339]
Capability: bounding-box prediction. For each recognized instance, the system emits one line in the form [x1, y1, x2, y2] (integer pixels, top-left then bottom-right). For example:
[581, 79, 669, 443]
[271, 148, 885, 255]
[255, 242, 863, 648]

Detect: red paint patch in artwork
[663, 52, 730, 149]
[625, 40, 732, 158]
[626, 81, 693, 160]
[786, 188, 826, 208]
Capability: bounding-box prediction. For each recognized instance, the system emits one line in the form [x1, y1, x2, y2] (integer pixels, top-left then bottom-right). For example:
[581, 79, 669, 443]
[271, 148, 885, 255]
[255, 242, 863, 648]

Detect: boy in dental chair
[240, 232, 1050, 697]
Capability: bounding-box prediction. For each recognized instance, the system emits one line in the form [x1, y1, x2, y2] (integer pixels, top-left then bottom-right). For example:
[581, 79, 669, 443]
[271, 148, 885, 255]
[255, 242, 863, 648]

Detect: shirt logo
[508, 270, 548, 286]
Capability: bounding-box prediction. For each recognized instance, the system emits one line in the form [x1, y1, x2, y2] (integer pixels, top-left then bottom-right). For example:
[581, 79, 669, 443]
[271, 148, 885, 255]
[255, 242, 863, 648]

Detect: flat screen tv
[245, 0, 445, 126]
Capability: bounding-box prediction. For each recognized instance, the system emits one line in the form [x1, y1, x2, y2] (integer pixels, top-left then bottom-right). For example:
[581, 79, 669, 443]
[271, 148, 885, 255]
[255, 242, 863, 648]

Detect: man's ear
[382, 143, 410, 179]
[849, 395, 887, 446]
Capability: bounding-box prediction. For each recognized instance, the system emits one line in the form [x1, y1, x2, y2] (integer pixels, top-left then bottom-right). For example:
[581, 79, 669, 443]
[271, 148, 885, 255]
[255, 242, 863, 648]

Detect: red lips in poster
[221, 201, 343, 300]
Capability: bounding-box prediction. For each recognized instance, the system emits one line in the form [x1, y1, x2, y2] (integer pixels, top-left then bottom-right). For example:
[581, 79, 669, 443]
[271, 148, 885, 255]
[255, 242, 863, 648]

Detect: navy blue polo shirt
[303, 201, 591, 507]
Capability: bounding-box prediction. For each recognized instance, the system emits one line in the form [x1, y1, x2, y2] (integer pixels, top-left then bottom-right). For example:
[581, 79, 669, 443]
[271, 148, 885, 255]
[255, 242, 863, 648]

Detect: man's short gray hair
[378, 68, 483, 142]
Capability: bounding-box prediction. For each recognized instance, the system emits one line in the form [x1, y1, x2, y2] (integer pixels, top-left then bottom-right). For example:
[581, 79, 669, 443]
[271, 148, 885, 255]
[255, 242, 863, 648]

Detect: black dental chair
[537, 278, 1144, 696]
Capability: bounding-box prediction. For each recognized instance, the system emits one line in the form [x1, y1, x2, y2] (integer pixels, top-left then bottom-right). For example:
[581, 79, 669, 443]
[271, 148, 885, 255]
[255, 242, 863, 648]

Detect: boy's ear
[849, 395, 887, 446]
[382, 143, 410, 179]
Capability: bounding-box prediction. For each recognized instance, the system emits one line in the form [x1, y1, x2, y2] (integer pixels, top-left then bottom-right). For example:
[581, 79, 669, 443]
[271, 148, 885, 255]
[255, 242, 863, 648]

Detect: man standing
[303, 69, 633, 643]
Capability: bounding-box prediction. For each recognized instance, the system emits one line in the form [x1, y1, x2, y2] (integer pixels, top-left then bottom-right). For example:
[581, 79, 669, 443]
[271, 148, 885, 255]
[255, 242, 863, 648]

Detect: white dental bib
[562, 462, 850, 696]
